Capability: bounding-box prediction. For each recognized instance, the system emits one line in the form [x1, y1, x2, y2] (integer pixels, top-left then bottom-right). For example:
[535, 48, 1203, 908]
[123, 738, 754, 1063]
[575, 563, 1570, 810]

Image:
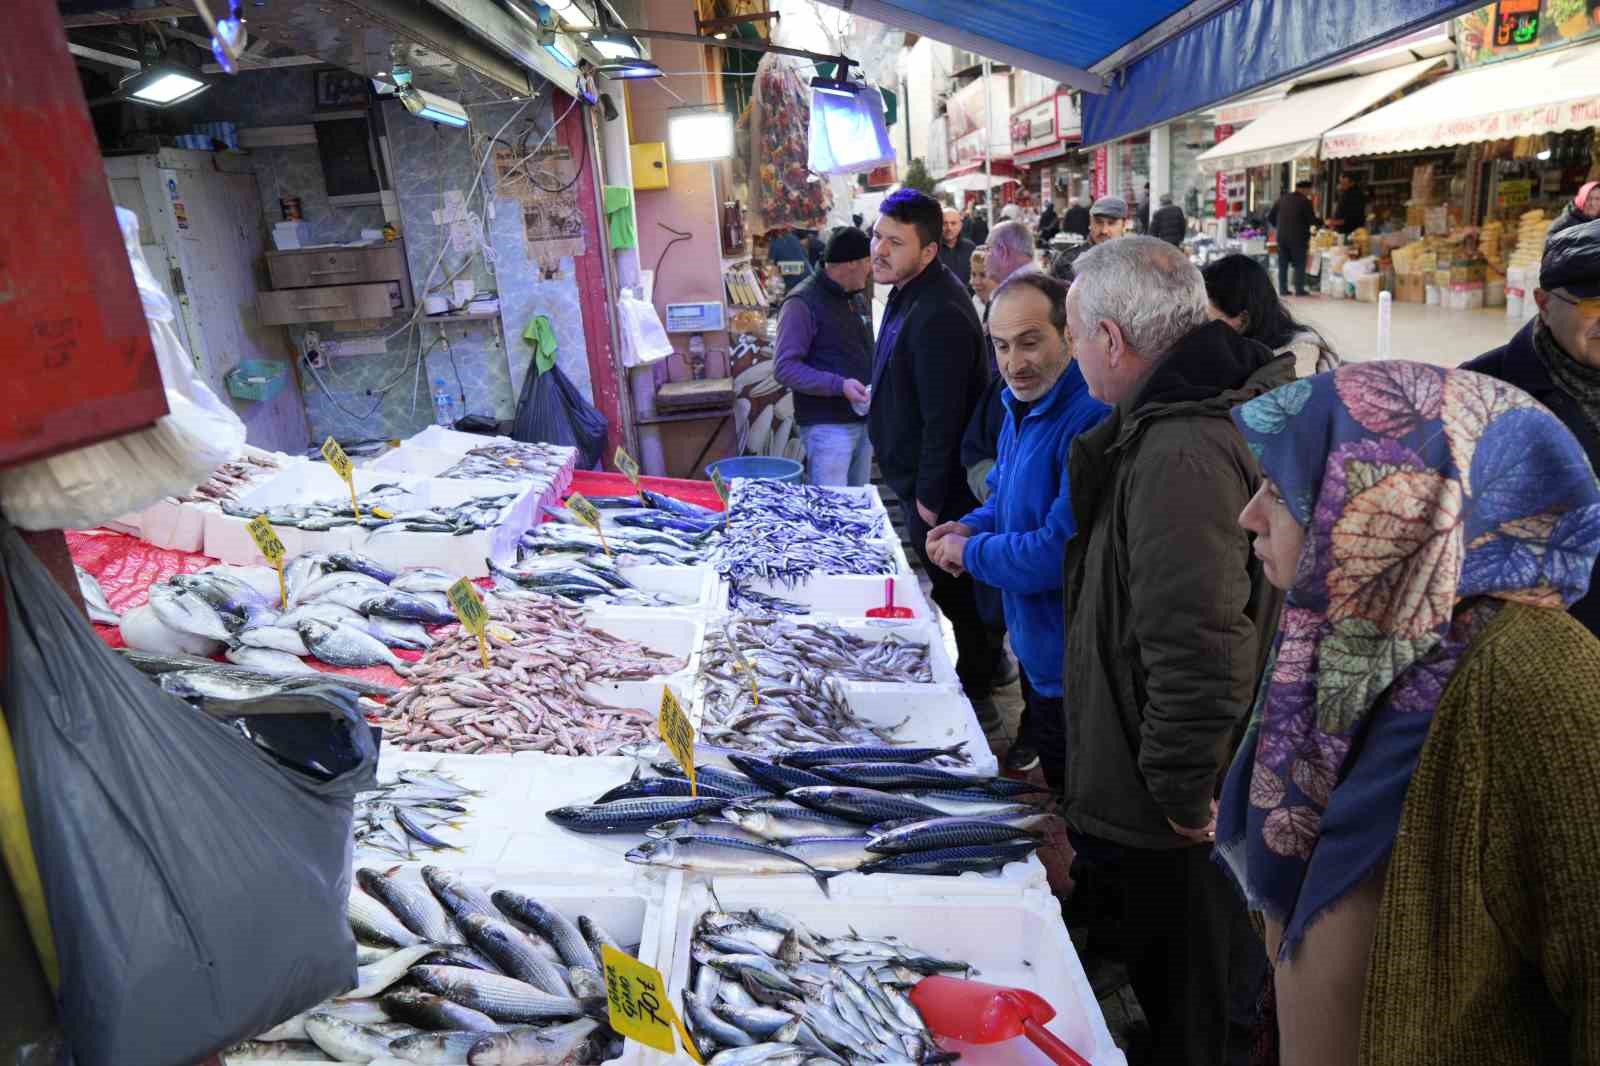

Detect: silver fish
[387, 1029, 482, 1064]
[148, 584, 234, 640]
[408, 965, 593, 1023]
[344, 944, 439, 999]
[357, 868, 460, 945]
[74, 565, 120, 624]
[304, 1012, 396, 1061]
[237, 624, 312, 657]
[366, 617, 434, 651]
[391, 568, 460, 594]
[349, 888, 424, 948]
[225, 644, 317, 675]
[298, 619, 403, 669]
[223, 1039, 334, 1061]
[465, 1018, 600, 1066]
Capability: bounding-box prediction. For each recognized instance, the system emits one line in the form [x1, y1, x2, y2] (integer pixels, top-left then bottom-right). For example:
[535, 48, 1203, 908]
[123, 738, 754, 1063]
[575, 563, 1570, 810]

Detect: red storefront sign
[1092, 146, 1108, 198]
[1213, 124, 1235, 218]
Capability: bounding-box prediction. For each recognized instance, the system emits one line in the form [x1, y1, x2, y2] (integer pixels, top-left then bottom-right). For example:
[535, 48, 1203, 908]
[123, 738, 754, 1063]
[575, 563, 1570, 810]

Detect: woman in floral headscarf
[1216, 362, 1600, 1066]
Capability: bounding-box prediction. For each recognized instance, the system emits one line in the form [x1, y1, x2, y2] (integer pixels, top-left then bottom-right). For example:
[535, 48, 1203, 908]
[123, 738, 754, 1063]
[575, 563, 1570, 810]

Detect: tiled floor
[1291, 293, 1523, 366]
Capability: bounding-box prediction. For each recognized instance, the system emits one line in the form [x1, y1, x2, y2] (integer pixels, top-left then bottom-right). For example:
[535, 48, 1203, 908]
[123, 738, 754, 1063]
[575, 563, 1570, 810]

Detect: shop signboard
[1214, 124, 1235, 218]
[1092, 146, 1108, 198]
[1009, 92, 1082, 165]
[946, 76, 1012, 169]
[1457, 0, 1600, 65]
[1498, 177, 1534, 206]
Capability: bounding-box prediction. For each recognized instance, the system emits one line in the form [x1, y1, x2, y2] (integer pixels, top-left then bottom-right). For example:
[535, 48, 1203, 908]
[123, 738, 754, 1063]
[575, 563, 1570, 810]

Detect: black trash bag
[512, 362, 608, 470]
[0, 521, 376, 1066]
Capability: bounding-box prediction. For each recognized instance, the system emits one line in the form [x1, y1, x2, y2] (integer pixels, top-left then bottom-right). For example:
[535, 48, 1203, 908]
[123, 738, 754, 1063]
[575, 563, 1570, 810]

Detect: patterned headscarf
[1216, 362, 1600, 958]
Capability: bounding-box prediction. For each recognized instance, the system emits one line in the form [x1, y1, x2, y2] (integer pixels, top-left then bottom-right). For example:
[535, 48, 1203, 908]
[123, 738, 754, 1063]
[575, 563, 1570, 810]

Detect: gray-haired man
[1061, 236, 1291, 1066]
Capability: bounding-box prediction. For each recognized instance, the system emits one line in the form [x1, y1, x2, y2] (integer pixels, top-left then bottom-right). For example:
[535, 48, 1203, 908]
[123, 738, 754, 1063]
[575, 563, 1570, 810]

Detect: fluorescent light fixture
[598, 58, 663, 80]
[544, 0, 594, 29]
[399, 85, 469, 128]
[668, 107, 734, 163]
[541, 30, 581, 68]
[590, 32, 643, 60]
[809, 81, 894, 174]
[1536, 148, 1552, 160]
[810, 76, 860, 99]
[119, 63, 210, 107]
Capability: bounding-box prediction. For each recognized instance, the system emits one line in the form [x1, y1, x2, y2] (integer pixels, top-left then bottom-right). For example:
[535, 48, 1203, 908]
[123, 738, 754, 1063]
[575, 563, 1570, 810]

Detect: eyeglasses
[1547, 289, 1600, 314]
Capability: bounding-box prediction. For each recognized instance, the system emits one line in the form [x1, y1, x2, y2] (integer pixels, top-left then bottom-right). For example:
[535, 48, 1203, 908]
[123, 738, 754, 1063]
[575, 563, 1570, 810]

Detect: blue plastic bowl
[705, 456, 804, 484]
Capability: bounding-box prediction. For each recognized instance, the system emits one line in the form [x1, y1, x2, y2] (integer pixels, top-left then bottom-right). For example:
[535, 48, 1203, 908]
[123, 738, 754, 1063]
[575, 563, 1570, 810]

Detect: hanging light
[589, 32, 643, 60]
[540, 28, 581, 68]
[667, 106, 734, 162]
[398, 84, 469, 128]
[598, 58, 663, 80]
[119, 61, 211, 106]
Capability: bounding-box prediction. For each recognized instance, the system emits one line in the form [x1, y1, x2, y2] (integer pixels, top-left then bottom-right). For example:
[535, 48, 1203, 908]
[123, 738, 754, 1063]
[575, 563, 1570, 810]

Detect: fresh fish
[119, 603, 222, 657]
[148, 583, 235, 640]
[626, 836, 838, 894]
[545, 797, 731, 834]
[649, 818, 774, 846]
[345, 944, 441, 998]
[349, 888, 424, 948]
[74, 565, 120, 624]
[906, 791, 1046, 818]
[223, 1039, 335, 1061]
[423, 866, 499, 931]
[651, 763, 773, 798]
[780, 835, 876, 871]
[726, 754, 834, 793]
[593, 776, 737, 803]
[378, 989, 502, 1032]
[489, 891, 596, 971]
[856, 842, 1038, 877]
[286, 553, 332, 602]
[298, 619, 403, 669]
[706, 1044, 809, 1066]
[722, 800, 869, 842]
[777, 744, 966, 769]
[577, 914, 623, 964]
[811, 762, 1037, 794]
[865, 816, 1046, 855]
[363, 590, 458, 625]
[366, 617, 435, 651]
[225, 644, 317, 675]
[460, 912, 572, 996]
[465, 1018, 600, 1066]
[357, 868, 460, 944]
[357, 943, 396, 965]
[296, 570, 390, 607]
[277, 601, 368, 631]
[784, 787, 945, 827]
[685, 989, 757, 1049]
[303, 1011, 396, 1061]
[203, 563, 285, 605]
[237, 625, 312, 657]
[409, 966, 594, 1023]
[712, 1002, 799, 1040]
[329, 551, 399, 583]
[390, 568, 460, 594]
[387, 1029, 482, 1063]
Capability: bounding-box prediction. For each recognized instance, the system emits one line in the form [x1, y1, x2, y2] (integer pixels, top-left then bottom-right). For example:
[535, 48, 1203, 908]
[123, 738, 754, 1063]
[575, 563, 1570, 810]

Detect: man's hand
[1168, 799, 1219, 845]
[916, 500, 939, 528]
[841, 378, 870, 406]
[931, 533, 970, 576]
[925, 520, 973, 549]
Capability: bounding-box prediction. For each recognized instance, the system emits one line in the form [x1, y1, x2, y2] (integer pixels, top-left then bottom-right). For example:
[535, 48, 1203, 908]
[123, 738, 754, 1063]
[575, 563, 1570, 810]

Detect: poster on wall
[494, 143, 586, 262]
[1456, 0, 1600, 65]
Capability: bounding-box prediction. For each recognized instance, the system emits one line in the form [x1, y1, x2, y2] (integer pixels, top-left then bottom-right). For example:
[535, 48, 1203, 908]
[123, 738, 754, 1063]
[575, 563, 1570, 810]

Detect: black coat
[1461, 320, 1600, 637]
[1061, 205, 1091, 237]
[1268, 191, 1319, 249]
[1149, 204, 1186, 246]
[1333, 186, 1367, 235]
[1038, 206, 1059, 243]
[1550, 201, 1598, 238]
[939, 237, 977, 291]
[868, 260, 987, 519]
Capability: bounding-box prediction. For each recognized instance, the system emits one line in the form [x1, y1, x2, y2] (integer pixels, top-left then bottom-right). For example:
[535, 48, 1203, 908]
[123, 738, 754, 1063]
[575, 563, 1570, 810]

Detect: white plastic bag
[617, 288, 673, 368]
[0, 207, 246, 530]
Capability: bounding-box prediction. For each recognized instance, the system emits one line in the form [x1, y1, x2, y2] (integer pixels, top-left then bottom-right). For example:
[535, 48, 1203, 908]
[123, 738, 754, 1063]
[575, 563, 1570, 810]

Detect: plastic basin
[704, 456, 803, 483]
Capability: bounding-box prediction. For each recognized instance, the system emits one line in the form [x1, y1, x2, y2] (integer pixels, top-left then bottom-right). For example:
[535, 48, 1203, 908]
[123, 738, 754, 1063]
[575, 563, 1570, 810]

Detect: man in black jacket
[869, 189, 996, 717]
[1268, 179, 1320, 297]
[1148, 193, 1187, 246]
[1462, 218, 1600, 637]
[940, 207, 977, 291]
[1061, 197, 1091, 238]
[1327, 173, 1367, 237]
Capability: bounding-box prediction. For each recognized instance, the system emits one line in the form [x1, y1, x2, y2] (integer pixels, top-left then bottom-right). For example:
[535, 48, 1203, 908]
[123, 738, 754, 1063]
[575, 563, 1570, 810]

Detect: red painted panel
[0, 0, 166, 469]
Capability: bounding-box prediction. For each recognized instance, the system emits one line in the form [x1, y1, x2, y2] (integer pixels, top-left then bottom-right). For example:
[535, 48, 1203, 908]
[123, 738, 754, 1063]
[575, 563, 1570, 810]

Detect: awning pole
[982, 57, 994, 229]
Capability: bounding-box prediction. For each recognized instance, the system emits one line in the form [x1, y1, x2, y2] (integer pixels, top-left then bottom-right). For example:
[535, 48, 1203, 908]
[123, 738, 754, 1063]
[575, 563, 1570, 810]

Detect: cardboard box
[1433, 269, 1454, 292]
[1355, 274, 1382, 303]
[1395, 272, 1427, 303]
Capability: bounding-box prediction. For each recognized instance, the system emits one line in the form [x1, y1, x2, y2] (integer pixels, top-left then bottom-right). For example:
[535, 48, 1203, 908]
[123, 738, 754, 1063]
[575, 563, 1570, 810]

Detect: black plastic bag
[512, 363, 608, 470]
[0, 522, 376, 1066]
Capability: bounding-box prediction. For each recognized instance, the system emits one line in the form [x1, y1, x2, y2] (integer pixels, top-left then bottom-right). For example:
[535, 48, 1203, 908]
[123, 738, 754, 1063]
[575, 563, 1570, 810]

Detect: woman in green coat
[1217, 362, 1600, 1065]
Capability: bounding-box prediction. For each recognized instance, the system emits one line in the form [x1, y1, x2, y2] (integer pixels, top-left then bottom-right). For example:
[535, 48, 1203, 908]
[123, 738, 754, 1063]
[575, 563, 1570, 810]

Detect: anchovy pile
[546, 747, 1046, 888]
[174, 453, 282, 505]
[714, 481, 896, 590]
[439, 442, 576, 483]
[519, 520, 718, 567]
[699, 620, 934, 754]
[227, 866, 629, 1064]
[375, 599, 685, 755]
[222, 485, 523, 535]
[488, 556, 695, 609]
[729, 479, 888, 538]
[355, 767, 479, 859]
[117, 552, 462, 672]
[682, 908, 968, 1064]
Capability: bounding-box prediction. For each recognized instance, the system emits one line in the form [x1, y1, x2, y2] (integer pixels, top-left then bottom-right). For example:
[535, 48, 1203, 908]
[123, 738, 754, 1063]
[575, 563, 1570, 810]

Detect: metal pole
[982, 57, 993, 229]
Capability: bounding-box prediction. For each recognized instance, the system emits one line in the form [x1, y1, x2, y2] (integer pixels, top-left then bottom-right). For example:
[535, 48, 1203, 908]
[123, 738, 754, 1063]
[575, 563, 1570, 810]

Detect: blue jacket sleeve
[959, 495, 998, 535]
[962, 444, 1076, 595]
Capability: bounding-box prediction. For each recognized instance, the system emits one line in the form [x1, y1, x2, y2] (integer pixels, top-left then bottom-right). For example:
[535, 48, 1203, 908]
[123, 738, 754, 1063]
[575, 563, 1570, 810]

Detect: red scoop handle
[1022, 1018, 1093, 1066]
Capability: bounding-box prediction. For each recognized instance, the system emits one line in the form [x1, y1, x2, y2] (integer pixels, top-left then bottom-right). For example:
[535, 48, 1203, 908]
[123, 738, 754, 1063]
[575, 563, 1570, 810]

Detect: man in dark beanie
[774, 225, 876, 486]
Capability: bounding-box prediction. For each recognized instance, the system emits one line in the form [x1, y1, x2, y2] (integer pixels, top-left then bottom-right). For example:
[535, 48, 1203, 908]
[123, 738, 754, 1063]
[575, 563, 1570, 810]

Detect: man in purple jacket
[773, 227, 875, 485]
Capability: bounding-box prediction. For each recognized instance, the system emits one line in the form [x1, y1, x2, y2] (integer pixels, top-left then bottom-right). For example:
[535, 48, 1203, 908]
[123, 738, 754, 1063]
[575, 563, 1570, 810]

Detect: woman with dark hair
[1202, 254, 1340, 378]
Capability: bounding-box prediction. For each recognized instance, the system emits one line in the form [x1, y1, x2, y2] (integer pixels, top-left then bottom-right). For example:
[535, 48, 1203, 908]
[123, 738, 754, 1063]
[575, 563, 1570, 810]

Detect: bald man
[939, 207, 978, 292]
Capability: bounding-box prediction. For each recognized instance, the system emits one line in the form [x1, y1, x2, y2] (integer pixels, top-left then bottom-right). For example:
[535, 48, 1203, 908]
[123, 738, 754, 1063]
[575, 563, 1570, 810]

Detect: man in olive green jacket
[1061, 236, 1290, 1066]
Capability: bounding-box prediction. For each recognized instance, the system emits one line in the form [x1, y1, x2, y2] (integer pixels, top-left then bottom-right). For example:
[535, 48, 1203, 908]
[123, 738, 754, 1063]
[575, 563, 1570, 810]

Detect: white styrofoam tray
[206, 465, 410, 565]
[666, 879, 1127, 1066]
[720, 570, 933, 620]
[350, 477, 546, 579]
[364, 445, 464, 479]
[843, 686, 998, 776]
[726, 479, 892, 537]
[406, 424, 515, 456]
[617, 565, 719, 612]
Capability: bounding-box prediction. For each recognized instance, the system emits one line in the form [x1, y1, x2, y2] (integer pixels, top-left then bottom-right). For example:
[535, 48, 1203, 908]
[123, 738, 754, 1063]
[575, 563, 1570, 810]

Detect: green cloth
[603, 185, 636, 250]
[523, 314, 558, 376]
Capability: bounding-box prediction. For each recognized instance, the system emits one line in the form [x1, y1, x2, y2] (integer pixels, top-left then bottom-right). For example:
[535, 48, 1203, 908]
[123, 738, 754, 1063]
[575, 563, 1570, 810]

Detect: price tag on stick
[710, 467, 730, 507]
[320, 436, 361, 519]
[447, 578, 492, 669]
[657, 687, 697, 797]
[727, 627, 760, 708]
[247, 515, 288, 606]
[600, 945, 704, 1063]
[566, 491, 611, 556]
[614, 446, 645, 503]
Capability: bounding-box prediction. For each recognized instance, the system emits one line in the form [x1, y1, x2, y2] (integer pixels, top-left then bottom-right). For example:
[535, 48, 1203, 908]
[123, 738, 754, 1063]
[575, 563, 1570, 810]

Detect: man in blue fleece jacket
[927, 271, 1110, 789]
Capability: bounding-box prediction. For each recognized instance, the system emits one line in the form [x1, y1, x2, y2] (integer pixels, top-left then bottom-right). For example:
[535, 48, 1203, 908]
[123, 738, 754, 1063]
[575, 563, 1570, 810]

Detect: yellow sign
[710, 467, 730, 507]
[614, 446, 644, 501]
[728, 628, 760, 708]
[657, 687, 697, 796]
[320, 436, 360, 518]
[566, 491, 611, 556]
[600, 945, 703, 1063]
[247, 515, 288, 606]
[447, 578, 492, 669]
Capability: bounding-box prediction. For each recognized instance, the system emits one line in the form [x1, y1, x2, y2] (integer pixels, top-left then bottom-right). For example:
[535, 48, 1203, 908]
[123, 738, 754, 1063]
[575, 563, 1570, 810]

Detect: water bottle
[432, 378, 456, 427]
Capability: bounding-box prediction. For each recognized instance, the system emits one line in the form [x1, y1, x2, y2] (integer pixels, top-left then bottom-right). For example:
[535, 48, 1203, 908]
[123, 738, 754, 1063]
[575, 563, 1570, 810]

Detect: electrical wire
[654, 222, 693, 279]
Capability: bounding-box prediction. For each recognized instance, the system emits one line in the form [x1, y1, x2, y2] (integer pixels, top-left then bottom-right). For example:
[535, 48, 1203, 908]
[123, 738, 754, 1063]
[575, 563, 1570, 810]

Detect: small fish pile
[375, 599, 685, 755]
[355, 767, 479, 859]
[228, 866, 629, 1064]
[74, 565, 120, 625]
[519, 519, 718, 567]
[546, 747, 1047, 888]
[223, 485, 523, 535]
[681, 907, 968, 1064]
[174, 453, 283, 505]
[439, 442, 575, 483]
[488, 556, 694, 608]
[118, 552, 463, 673]
[699, 620, 933, 754]
[729, 479, 888, 538]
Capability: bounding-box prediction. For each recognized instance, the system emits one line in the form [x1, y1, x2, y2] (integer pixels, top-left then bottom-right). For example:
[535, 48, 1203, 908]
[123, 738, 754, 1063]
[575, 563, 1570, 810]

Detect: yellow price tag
[657, 687, 697, 797]
[566, 492, 611, 556]
[447, 578, 491, 669]
[614, 446, 644, 502]
[247, 515, 288, 606]
[727, 627, 760, 708]
[710, 467, 730, 507]
[600, 945, 703, 1063]
[320, 436, 360, 519]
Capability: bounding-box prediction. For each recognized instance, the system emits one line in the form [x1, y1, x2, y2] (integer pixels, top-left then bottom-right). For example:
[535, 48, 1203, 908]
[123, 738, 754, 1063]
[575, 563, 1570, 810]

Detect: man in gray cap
[1463, 217, 1600, 636]
[1049, 195, 1129, 283]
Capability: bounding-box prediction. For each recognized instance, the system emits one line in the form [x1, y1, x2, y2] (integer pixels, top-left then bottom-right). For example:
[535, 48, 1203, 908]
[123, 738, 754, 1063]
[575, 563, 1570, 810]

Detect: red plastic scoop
[910, 975, 1093, 1066]
[866, 577, 914, 619]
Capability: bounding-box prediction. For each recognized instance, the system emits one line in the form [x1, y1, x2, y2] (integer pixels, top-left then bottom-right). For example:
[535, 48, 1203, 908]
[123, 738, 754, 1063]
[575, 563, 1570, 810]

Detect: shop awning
[1194, 57, 1445, 175]
[936, 171, 1021, 195]
[1323, 41, 1600, 159]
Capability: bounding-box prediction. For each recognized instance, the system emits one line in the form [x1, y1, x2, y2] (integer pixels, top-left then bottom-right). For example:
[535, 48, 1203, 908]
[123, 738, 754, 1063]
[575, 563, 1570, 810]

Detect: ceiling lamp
[540, 29, 582, 68]
[597, 58, 663, 80]
[590, 32, 643, 60]
[398, 85, 469, 128]
[119, 62, 210, 107]
[667, 106, 734, 163]
[543, 0, 594, 30]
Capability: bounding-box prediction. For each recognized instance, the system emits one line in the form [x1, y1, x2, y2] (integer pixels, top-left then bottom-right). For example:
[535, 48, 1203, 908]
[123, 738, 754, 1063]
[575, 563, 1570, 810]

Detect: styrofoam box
[831, 616, 961, 689]
[579, 609, 703, 701]
[621, 565, 719, 611]
[721, 570, 933, 619]
[354, 750, 527, 865]
[726, 479, 893, 537]
[133, 496, 208, 552]
[845, 686, 998, 776]
[407, 424, 516, 456]
[365, 445, 465, 479]
[666, 880, 1127, 1066]
[351, 476, 545, 579]
[206, 464, 408, 565]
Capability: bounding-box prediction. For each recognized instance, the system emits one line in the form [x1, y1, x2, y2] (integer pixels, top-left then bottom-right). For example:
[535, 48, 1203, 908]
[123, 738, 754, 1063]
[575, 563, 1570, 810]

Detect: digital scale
[664, 301, 726, 333]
